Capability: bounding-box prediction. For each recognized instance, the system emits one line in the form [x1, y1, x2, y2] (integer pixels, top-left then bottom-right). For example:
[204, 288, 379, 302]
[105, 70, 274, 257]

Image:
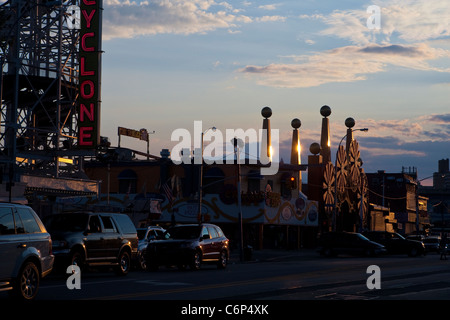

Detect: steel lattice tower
[0, 0, 93, 183]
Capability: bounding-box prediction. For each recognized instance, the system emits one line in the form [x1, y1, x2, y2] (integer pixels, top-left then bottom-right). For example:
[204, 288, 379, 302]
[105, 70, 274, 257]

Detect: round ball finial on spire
[320, 105, 331, 118]
[345, 117, 355, 128]
[261, 106, 272, 118]
[291, 118, 301, 129]
[310, 142, 321, 155]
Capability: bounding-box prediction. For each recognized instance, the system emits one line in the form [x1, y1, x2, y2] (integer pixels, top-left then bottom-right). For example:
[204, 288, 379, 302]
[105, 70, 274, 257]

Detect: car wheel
[138, 252, 147, 270]
[12, 261, 40, 300]
[190, 251, 201, 270]
[115, 251, 131, 276]
[217, 250, 228, 269]
[71, 251, 85, 270]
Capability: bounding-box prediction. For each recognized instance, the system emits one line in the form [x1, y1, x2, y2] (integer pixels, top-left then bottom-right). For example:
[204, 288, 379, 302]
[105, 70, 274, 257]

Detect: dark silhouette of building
[420, 159, 450, 233]
[366, 168, 429, 235]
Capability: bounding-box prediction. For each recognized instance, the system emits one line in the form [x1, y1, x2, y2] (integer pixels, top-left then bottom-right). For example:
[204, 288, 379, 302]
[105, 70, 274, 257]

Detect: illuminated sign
[78, 0, 102, 148]
[118, 127, 149, 142]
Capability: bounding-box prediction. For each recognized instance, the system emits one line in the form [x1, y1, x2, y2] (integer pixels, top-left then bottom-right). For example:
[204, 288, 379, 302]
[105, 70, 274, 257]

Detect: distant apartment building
[366, 168, 430, 235]
[420, 159, 450, 233]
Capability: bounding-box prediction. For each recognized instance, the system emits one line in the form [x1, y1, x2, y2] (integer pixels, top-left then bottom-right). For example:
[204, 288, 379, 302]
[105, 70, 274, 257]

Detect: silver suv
[0, 203, 54, 300]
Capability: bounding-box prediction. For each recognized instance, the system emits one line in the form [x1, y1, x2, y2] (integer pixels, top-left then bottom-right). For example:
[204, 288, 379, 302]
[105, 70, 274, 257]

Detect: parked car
[136, 226, 167, 269]
[318, 232, 386, 257]
[0, 203, 54, 300]
[43, 212, 138, 275]
[144, 223, 230, 270]
[422, 237, 441, 253]
[362, 231, 425, 257]
[406, 234, 426, 242]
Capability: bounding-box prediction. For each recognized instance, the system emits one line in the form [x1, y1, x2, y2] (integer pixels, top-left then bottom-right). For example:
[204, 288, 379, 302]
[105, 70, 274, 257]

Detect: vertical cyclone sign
[78, 0, 102, 148]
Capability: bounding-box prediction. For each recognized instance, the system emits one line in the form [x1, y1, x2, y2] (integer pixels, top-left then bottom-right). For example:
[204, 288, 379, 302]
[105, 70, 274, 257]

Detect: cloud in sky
[96, 0, 448, 181]
[273, 113, 449, 179]
[102, 0, 248, 39]
[239, 43, 450, 88]
[309, 0, 450, 45]
[102, 0, 287, 40]
[344, 114, 450, 171]
[279, 113, 449, 158]
[238, 0, 450, 88]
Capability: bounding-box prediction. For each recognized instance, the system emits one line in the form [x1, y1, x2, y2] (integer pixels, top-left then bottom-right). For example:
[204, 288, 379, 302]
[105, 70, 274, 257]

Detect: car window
[113, 214, 137, 234]
[100, 216, 117, 232]
[0, 207, 15, 235]
[16, 208, 41, 234]
[168, 226, 201, 239]
[356, 233, 370, 241]
[395, 233, 406, 240]
[154, 229, 165, 240]
[201, 227, 210, 239]
[207, 226, 219, 239]
[147, 230, 157, 240]
[215, 226, 224, 238]
[89, 215, 102, 233]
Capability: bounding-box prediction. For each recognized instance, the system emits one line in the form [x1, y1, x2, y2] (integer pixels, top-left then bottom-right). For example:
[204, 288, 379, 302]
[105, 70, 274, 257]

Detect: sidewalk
[229, 248, 318, 263]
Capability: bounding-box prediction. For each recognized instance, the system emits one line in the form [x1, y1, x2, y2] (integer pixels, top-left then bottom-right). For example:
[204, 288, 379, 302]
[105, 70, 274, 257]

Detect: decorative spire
[260, 106, 272, 162]
[345, 117, 355, 156]
[291, 118, 302, 191]
[290, 118, 301, 165]
[320, 105, 331, 163]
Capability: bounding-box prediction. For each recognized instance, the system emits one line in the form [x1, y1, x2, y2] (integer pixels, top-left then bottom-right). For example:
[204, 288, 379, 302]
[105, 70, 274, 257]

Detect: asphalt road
[3, 249, 450, 317]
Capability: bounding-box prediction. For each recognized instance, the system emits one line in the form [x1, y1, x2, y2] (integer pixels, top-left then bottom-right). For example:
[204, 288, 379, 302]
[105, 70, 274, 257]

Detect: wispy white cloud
[242, 0, 450, 88]
[256, 15, 286, 23]
[304, 0, 450, 45]
[102, 0, 251, 40]
[239, 43, 450, 88]
[102, 0, 286, 40]
[258, 4, 279, 11]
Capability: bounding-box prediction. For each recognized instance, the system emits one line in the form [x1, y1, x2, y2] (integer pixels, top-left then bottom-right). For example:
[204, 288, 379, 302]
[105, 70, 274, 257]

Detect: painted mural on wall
[158, 180, 319, 226]
[54, 188, 319, 227]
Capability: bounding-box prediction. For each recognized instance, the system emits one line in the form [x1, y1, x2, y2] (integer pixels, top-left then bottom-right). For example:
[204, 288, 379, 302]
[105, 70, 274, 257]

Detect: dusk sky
[99, 0, 450, 185]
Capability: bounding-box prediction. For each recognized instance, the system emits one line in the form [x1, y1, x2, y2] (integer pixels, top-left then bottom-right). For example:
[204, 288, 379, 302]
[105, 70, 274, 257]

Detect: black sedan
[362, 231, 425, 257]
[144, 223, 230, 271]
[318, 232, 386, 257]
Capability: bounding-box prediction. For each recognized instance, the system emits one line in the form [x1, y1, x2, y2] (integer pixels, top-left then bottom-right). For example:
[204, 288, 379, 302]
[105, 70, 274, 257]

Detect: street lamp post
[198, 127, 216, 223]
[333, 124, 368, 232]
[232, 137, 244, 262]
